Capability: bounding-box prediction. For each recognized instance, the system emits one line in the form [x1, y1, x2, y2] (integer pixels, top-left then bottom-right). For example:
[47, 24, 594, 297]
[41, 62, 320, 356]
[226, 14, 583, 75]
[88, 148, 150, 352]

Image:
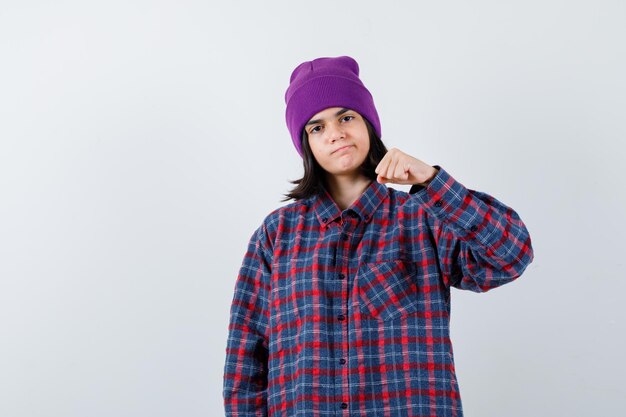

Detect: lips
[333, 145, 353, 154]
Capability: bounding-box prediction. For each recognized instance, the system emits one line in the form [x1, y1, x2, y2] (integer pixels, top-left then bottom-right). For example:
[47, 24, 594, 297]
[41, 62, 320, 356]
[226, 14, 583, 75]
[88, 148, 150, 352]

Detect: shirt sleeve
[409, 165, 534, 292]
[223, 223, 271, 416]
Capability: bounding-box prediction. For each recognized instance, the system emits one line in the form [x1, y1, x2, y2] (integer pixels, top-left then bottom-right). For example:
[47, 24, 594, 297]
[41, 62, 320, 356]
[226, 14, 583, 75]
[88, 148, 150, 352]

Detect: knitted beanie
[284, 56, 381, 158]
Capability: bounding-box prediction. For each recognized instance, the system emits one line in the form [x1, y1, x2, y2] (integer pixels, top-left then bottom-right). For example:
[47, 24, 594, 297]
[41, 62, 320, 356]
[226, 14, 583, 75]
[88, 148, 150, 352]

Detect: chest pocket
[355, 259, 421, 321]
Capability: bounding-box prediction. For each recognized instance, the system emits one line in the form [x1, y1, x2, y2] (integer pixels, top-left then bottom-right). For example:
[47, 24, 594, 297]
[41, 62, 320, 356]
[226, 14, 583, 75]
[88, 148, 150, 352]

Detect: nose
[326, 122, 345, 142]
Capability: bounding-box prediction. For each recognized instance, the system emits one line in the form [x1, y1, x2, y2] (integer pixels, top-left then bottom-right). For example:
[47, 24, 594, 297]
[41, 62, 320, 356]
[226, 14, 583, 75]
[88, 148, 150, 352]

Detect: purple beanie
[284, 56, 382, 158]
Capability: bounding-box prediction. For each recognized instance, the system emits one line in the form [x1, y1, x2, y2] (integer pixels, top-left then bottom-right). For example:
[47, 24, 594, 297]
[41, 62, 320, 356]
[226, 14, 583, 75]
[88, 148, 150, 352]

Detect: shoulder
[387, 185, 411, 202]
[254, 197, 314, 249]
[384, 185, 418, 212]
[384, 185, 438, 234]
[261, 197, 311, 227]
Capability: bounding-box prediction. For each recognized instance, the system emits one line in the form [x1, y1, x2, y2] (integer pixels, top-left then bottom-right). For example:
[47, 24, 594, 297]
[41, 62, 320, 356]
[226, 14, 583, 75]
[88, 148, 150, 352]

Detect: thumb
[403, 166, 409, 180]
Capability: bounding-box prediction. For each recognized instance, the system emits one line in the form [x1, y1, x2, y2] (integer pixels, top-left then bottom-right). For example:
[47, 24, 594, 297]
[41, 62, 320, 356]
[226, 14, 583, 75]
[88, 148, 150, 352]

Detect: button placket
[333, 219, 353, 411]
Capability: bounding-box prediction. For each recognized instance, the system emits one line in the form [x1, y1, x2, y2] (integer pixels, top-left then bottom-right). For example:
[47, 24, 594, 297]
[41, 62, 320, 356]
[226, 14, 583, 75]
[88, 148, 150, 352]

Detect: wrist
[417, 166, 439, 186]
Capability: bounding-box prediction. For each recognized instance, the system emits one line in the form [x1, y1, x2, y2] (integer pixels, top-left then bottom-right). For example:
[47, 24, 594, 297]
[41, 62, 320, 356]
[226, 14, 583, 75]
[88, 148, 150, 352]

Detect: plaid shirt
[223, 165, 534, 417]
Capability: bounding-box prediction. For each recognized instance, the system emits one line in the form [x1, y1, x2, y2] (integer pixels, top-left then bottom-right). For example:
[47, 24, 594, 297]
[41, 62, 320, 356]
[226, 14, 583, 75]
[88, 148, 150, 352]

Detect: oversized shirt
[223, 165, 534, 417]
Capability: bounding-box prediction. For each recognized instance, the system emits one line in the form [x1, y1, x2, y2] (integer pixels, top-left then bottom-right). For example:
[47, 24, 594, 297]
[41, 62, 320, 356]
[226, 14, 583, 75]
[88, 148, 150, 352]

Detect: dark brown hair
[281, 117, 388, 202]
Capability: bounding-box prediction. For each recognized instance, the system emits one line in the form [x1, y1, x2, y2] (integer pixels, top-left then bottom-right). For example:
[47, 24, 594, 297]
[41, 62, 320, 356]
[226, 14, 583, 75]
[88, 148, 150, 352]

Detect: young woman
[223, 56, 534, 417]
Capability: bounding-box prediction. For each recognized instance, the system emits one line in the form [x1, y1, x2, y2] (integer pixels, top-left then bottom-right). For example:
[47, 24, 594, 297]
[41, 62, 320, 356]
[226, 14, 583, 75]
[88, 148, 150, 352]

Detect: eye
[309, 125, 322, 134]
[341, 115, 355, 122]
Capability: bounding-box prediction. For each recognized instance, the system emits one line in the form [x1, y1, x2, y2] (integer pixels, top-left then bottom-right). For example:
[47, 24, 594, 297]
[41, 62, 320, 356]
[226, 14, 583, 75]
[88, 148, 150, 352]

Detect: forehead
[308, 107, 355, 122]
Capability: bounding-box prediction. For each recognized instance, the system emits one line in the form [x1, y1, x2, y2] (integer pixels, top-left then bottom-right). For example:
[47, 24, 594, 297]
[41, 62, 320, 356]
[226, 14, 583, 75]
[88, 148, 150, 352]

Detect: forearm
[409, 165, 534, 291]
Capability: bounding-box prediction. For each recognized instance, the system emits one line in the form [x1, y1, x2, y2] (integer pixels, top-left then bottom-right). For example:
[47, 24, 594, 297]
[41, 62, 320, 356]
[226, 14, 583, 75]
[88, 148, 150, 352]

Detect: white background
[1, 1, 625, 416]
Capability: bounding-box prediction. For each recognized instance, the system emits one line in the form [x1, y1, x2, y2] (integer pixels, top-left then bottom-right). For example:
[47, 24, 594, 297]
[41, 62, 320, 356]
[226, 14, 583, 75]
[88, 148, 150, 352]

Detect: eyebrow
[305, 108, 351, 126]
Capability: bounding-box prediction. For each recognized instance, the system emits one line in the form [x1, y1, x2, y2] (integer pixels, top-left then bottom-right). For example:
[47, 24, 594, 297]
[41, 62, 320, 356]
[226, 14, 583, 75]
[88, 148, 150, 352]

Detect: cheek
[309, 143, 322, 160]
[306, 138, 319, 155]
[359, 137, 371, 155]
[308, 145, 327, 166]
[308, 136, 321, 151]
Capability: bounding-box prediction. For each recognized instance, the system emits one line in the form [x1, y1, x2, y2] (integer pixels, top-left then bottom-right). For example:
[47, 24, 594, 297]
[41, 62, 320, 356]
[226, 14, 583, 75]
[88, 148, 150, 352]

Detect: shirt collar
[311, 179, 388, 227]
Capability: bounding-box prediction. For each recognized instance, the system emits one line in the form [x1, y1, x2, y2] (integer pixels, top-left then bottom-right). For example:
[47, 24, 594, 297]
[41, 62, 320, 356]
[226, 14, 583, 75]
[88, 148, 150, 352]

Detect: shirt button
[339, 358, 346, 364]
[322, 217, 328, 223]
[470, 225, 478, 232]
[341, 234, 348, 241]
[341, 402, 348, 409]
[338, 314, 345, 321]
[434, 200, 442, 207]
[338, 273, 345, 280]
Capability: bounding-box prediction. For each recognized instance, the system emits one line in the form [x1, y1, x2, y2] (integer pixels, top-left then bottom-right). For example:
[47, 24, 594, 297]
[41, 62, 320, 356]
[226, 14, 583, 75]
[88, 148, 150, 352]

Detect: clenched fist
[374, 148, 438, 186]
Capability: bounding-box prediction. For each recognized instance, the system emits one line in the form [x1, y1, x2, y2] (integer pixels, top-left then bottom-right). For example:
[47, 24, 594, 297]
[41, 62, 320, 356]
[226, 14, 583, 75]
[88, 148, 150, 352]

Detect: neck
[324, 172, 372, 211]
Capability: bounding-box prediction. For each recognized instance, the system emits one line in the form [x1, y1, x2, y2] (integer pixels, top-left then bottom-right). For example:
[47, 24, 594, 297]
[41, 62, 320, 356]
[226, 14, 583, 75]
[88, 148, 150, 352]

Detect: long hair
[281, 117, 388, 202]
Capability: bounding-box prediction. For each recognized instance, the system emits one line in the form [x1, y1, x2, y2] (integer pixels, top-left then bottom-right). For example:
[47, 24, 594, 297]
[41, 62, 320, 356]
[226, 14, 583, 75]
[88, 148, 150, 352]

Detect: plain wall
[1, 1, 625, 416]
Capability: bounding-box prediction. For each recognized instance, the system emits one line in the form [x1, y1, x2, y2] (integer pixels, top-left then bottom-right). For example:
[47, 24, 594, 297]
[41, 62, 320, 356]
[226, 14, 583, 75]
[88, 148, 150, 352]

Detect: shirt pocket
[355, 259, 420, 321]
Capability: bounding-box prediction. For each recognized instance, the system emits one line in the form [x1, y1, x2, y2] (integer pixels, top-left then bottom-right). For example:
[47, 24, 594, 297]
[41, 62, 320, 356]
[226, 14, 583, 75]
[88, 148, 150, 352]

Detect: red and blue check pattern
[223, 165, 534, 417]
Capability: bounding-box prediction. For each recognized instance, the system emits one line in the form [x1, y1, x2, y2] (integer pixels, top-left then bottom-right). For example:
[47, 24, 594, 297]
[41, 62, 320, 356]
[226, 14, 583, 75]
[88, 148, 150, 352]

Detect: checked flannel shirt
[223, 165, 534, 417]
